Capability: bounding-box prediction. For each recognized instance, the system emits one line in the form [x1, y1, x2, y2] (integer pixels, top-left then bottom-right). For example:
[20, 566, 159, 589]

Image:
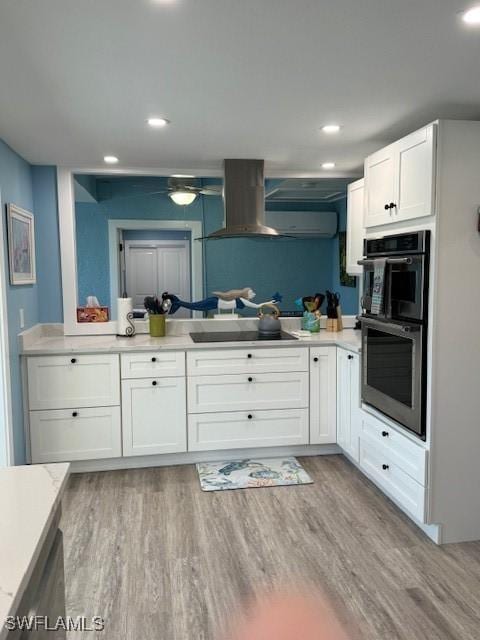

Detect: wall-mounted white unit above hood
[265, 210, 337, 238]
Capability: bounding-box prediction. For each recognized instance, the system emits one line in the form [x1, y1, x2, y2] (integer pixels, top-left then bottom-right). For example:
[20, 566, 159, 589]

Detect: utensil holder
[302, 311, 321, 333]
[149, 314, 166, 337]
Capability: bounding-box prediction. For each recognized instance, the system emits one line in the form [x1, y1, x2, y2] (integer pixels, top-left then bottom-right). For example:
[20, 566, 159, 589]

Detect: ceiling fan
[92, 177, 223, 205]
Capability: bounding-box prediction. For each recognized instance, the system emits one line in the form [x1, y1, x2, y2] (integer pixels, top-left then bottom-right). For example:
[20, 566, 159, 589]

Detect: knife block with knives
[325, 291, 343, 332]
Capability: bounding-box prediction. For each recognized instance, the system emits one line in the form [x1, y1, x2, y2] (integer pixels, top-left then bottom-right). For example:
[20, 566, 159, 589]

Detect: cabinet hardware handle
[389, 202, 396, 209]
[151, 357, 157, 362]
[248, 377, 253, 382]
[384, 204, 390, 210]
[382, 430, 389, 437]
[347, 354, 353, 360]
[382, 464, 389, 470]
[70, 358, 77, 364]
[313, 357, 319, 362]
[152, 380, 157, 386]
[247, 414, 253, 420]
[247, 353, 252, 359]
[72, 411, 78, 417]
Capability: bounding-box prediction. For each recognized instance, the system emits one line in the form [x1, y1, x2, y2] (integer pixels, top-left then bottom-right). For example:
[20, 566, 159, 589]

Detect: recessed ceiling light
[321, 124, 341, 134]
[103, 155, 119, 164]
[169, 191, 197, 206]
[462, 5, 480, 24]
[147, 117, 170, 128]
[322, 162, 336, 170]
[171, 174, 195, 178]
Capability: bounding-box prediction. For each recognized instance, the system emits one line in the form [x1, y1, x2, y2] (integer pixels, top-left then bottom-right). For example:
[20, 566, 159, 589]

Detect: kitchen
[1, 2, 480, 639]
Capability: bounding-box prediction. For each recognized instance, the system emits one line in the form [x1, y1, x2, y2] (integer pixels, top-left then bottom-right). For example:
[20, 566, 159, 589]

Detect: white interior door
[126, 246, 158, 308]
[125, 241, 191, 317]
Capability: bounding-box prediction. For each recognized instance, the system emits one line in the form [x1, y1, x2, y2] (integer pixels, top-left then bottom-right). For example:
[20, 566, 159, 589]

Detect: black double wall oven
[359, 231, 430, 440]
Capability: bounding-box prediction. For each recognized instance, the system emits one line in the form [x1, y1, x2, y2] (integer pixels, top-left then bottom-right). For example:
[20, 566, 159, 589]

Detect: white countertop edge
[20, 330, 361, 356]
[0, 463, 70, 639]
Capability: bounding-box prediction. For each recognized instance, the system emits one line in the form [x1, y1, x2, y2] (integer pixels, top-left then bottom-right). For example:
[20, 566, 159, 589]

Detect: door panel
[309, 347, 337, 444]
[126, 247, 158, 308]
[364, 145, 396, 228]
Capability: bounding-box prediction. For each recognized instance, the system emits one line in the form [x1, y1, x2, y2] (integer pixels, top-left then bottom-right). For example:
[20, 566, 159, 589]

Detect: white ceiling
[1, 0, 480, 175]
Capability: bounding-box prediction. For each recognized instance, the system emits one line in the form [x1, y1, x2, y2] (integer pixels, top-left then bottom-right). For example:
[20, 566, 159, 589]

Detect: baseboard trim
[69, 443, 341, 473]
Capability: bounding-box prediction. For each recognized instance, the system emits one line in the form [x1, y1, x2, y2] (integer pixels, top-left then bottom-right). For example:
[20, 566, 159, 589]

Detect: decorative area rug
[196, 457, 313, 492]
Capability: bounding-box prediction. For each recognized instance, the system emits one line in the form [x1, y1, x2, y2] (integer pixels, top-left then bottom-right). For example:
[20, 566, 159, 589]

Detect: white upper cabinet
[364, 123, 437, 228]
[395, 124, 436, 223]
[364, 144, 396, 228]
[346, 178, 365, 275]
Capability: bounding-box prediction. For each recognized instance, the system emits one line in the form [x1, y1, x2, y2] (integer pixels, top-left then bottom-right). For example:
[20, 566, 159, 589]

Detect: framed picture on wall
[7, 203, 36, 285]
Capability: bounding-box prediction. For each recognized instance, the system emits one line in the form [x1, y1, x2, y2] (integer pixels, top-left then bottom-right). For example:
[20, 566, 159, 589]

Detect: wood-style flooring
[61, 455, 480, 640]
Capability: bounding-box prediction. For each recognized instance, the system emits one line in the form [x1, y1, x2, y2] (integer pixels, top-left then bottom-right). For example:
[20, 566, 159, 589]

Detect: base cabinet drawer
[360, 412, 427, 485]
[27, 355, 120, 410]
[187, 372, 309, 413]
[121, 351, 185, 379]
[122, 378, 187, 456]
[187, 347, 309, 376]
[188, 408, 309, 451]
[359, 437, 425, 522]
[30, 406, 121, 463]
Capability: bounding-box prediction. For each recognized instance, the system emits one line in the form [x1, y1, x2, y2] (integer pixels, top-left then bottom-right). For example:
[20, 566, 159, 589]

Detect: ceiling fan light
[169, 190, 197, 206]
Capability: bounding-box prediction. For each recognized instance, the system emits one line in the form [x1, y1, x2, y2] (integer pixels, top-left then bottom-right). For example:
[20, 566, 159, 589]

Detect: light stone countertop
[20, 328, 361, 355]
[0, 463, 70, 639]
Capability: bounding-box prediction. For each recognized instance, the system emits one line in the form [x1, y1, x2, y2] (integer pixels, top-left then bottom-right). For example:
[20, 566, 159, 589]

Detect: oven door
[361, 317, 425, 438]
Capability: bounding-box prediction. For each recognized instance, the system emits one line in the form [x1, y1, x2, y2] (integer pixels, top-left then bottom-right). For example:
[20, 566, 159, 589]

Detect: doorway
[124, 237, 191, 318]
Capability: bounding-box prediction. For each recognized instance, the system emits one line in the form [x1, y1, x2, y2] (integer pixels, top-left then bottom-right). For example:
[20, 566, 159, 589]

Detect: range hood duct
[208, 159, 281, 239]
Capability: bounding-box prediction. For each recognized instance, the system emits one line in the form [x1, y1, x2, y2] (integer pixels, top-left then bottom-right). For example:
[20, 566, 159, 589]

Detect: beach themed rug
[196, 457, 313, 492]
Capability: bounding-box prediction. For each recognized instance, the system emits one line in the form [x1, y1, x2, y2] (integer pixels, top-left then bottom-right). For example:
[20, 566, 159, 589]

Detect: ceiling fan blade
[199, 185, 223, 196]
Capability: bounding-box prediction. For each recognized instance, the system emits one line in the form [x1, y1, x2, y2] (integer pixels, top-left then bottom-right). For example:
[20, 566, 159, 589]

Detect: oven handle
[357, 257, 412, 266]
[361, 317, 421, 333]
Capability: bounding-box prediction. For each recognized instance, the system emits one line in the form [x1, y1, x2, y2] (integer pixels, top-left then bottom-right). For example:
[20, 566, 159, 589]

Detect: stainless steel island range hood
[208, 159, 280, 239]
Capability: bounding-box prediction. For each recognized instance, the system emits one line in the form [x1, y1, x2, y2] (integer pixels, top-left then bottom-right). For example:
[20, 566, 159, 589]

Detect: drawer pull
[347, 354, 353, 360]
[247, 353, 252, 359]
[151, 357, 157, 362]
[152, 380, 157, 386]
[72, 411, 78, 417]
[248, 377, 253, 382]
[382, 464, 389, 470]
[313, 357, 319, 362]
[247, 414, 253, 420]
[382, 430, 389, 437]
[70, 358, 77, 364]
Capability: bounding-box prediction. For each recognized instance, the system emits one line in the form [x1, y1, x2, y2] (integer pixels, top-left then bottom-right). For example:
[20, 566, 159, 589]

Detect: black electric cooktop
[189, 331, 297, 343]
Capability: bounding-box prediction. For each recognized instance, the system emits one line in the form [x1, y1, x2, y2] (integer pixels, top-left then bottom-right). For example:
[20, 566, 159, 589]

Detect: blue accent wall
[32, 167, 63, 323]
[0, 139, 36, 464]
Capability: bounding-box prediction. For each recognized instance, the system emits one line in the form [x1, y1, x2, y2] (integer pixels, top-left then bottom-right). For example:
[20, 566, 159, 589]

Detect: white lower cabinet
[336, 349, 360, 461]
[359, 437, 425, 522]
[188, 371, 309, 414]
[309, 347, 337, 444]
[188, 408, 309, 451]
[30, 406, 122, 463]
[122, 377, 187, 456]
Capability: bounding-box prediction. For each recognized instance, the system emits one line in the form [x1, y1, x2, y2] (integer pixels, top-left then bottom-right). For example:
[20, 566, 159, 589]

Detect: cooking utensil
[258, 303, 281, 338]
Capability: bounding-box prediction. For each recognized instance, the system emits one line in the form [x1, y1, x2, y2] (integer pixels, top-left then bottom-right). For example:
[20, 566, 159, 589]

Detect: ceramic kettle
[258, 303, 281, 337]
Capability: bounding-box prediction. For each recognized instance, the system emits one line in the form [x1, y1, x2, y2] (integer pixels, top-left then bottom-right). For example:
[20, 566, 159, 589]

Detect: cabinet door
[348, 352, 361, 462]
[188, 372, 308, 414]
[346, 178, 365, 275]
[27, 355, 120, 410]
[336, 349, 351, 452]
[122, 378, 187, 456]
[364, 145, 396, 228]
[30, 406, 122, 463]
[309, 347, 337, 444]
[394, 124, 436, 223]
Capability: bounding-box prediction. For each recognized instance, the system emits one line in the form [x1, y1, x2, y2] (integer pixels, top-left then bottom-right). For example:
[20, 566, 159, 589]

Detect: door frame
[0, 187, 14, 465]
[109, 220, 202, 318]
[124, 238, 191, 308]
